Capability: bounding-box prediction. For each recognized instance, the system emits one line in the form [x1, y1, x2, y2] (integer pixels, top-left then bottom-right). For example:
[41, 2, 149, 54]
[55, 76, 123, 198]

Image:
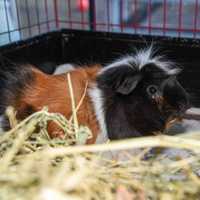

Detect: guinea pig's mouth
[165, 115, 182, 130]
[164, 110, 186, 130]
[161, 101, 191, 130]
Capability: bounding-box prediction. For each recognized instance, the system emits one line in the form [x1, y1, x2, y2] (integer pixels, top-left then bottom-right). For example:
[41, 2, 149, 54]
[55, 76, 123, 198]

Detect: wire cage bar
[0, 0, 200, 46]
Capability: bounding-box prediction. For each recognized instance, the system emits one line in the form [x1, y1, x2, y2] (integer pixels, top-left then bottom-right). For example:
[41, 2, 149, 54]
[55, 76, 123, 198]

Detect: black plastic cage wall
[0, 0, 200, 45]
[0, 0, 200, 107]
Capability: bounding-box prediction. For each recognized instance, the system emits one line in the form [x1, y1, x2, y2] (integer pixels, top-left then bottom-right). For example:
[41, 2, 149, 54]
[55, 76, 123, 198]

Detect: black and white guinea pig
[0, 47, 190, 144]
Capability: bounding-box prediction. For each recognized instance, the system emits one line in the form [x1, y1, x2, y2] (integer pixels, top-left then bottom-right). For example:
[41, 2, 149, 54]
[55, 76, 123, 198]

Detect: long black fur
[0, 62, 34, 115]
[97, 51, 190, 140]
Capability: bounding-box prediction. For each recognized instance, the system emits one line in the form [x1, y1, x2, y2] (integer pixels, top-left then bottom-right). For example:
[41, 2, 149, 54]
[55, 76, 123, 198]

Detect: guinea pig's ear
[116, 74, 142, 95]
[97, 65, 142, 95]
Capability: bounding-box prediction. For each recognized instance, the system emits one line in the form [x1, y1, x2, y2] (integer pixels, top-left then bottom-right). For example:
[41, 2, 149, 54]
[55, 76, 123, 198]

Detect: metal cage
[0, 0, 200, 46]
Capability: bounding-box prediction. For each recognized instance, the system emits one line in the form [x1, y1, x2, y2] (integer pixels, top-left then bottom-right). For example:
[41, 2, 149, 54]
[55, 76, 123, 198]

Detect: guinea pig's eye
[147, 85, 158, 96]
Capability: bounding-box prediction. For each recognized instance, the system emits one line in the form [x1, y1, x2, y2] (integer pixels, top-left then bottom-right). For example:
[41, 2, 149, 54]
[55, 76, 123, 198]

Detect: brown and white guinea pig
[0, 47, 190, 144]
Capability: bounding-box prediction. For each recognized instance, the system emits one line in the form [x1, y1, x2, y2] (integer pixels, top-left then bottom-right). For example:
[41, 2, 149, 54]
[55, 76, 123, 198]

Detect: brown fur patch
[16, 65, 101, 144]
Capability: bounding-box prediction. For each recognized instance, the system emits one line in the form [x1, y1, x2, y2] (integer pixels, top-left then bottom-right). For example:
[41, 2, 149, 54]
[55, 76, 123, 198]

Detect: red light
[77, 0, 89, 12]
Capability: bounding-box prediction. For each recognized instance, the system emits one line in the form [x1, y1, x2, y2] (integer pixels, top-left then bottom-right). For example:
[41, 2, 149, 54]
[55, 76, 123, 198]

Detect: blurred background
[0, 0, 200, 45]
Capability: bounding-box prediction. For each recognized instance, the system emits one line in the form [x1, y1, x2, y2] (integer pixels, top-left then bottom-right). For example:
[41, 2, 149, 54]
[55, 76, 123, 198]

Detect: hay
[0, 107, 200, 200]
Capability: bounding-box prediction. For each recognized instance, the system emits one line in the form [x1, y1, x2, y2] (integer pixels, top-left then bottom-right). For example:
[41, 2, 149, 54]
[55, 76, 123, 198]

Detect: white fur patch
[54, 64, 74, 75]
[100, 46, 179, 75]
[100, 57, 133, 74]
[88, 85, 108, 144]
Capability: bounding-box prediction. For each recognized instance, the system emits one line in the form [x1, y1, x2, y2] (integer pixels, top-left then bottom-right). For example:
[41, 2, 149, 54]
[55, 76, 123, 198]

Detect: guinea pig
[0, 47, 190, 144]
